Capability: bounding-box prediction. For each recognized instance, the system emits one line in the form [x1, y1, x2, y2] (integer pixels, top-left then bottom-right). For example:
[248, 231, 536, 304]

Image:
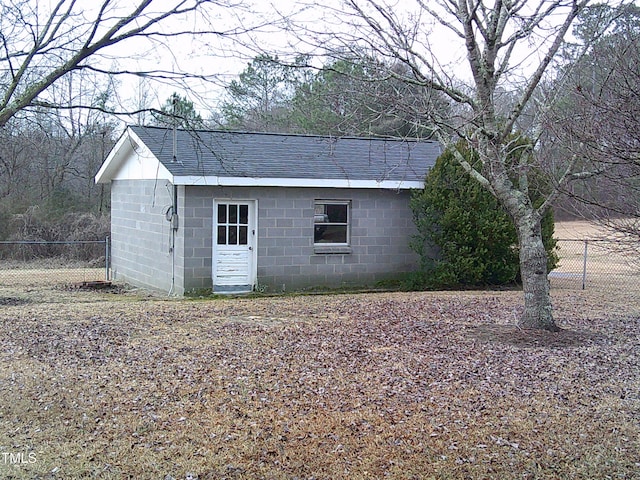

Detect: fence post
[105, 236, 110, 281]
[582, 240, 588, 290]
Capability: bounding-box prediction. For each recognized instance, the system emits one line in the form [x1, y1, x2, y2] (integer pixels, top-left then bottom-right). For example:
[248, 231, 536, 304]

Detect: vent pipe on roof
[172, 124, 177, 163]
[172, 95, 177, 163]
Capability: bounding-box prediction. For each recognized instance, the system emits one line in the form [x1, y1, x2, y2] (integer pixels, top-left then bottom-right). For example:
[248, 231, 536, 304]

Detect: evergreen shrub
[409, 139, 558, 289]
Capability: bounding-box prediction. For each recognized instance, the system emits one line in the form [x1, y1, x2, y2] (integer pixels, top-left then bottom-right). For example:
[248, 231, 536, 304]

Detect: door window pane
[239, 226, 248, 245]
[217, 204, 226, 223]
[239, 205, 248, 224]
[228, 226, 238, 245]
[217, 226, 226, 245]
[217, 202, 251, 246]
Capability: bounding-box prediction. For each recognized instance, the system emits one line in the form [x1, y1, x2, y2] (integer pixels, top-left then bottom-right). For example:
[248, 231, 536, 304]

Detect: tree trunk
[516, 218, 560, 331]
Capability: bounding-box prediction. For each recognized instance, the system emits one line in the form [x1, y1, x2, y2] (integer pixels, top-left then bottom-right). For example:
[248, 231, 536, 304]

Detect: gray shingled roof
[130, 125, 440, 183]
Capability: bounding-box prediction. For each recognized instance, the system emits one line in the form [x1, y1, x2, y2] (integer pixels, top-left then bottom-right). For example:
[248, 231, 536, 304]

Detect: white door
[212, 200, 256, 293]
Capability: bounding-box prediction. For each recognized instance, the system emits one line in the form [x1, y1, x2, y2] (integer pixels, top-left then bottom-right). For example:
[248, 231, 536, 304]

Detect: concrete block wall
[110, 179, 177, 292]
[175, 184, 214, 294]
[180, 185, 419, 293]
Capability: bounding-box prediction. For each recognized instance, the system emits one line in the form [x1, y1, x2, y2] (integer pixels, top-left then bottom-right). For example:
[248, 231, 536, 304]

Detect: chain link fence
[550, 238, 639, 295]
[0, 237, 637, 294]
[0, 239, 110, 287]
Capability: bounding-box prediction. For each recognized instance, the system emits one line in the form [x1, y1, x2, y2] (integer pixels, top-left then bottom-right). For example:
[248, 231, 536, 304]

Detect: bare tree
[0, 0, 263, 127]
[286, 0, 632, 330]
[0, 117, 32, 200]
[0, 70, 118, 214]
[549, 4, 640, 244]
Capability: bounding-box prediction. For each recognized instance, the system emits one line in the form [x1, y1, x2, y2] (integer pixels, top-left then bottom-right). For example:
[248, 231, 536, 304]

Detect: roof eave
[172, 176, 424, 189]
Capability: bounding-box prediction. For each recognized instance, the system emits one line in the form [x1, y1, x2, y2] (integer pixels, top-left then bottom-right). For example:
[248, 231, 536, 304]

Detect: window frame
[313, 200, 351, 251]
[216, 202, 250, 246]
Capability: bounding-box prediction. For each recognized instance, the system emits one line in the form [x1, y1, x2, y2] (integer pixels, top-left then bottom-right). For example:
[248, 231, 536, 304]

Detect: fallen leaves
[0, 289, 638, 479]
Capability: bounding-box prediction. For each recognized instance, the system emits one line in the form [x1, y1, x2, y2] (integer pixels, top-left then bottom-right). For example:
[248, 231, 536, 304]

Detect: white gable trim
[95, 128, 173, 184]
[173, 175, 424, 190]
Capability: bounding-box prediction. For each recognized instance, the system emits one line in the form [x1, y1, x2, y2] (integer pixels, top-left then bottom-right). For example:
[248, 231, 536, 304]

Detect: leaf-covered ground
[0, 288, 638, 479]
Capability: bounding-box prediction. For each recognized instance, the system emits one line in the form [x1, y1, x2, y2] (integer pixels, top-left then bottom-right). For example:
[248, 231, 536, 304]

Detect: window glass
[239, 226, 248, 245]
[217, 204, 226, 223]
[229, 204, 238, 223]
[216, 202, 251, 246]
[239, 205, 248, 224]
[217, 225, 226, 245]
[228, 225, 238, 245]
[315, 224, 347, 243]
[326, 204, 347, 223]
[314, 201, 349, 244]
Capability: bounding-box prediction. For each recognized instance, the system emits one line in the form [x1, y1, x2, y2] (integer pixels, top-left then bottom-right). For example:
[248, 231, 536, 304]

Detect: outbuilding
[95, 125, 440, 294]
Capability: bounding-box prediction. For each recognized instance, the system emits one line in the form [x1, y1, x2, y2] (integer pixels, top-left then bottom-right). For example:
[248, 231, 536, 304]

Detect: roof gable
[95, 127, 173, 183]
[96, 125, 440, 189]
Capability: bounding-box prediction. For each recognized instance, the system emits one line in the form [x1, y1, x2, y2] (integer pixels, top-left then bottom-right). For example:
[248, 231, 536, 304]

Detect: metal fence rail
[0, 238, 110, 286]
[549, 238, 639, 294]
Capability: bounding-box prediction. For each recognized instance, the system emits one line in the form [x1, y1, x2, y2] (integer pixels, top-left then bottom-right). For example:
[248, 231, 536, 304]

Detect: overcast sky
[113, 0, 466, 119]
[104, 0, 620, 122]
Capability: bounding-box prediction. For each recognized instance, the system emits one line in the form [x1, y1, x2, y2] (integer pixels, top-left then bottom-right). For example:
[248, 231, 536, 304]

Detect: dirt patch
[0, 296, 30, 306]
[59, 280, 128, 293]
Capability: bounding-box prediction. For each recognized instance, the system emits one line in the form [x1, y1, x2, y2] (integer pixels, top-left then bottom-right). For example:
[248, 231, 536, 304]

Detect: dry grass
[554, 220, 613, 239]
[0, 258, 106, 288]
[551, 221, 639, 294]
[0, 281, 639, 479]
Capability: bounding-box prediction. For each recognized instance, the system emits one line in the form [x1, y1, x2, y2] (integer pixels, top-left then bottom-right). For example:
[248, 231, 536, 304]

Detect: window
[217, 203, 249, 245]
[314, 201, 349, 245]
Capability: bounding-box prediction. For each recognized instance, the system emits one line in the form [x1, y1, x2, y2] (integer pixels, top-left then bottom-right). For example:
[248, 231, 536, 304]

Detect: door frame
[212, 198, 258, 293]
